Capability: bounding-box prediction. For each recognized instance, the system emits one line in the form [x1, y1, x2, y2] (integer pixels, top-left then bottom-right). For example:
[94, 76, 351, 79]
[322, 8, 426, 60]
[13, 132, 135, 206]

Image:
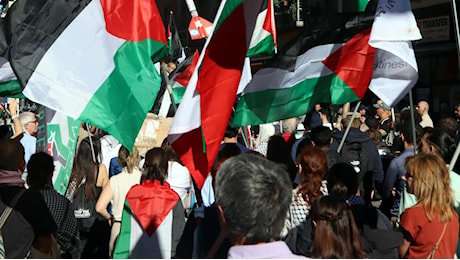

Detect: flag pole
[337, 101, 361, 154]
[450, 0, 460, 70]
[408, 90, 417, 155]
[85, 123, 97, 163]
[161, 62, 177, 114]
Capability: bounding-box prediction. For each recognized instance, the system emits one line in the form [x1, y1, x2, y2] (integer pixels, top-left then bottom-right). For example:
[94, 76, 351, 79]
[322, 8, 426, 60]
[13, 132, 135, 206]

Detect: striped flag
[368, 0, 421, 107]
[168, 11, 184, 63]
[247, 0, 277, 57]
[0, 58, 23, 98]
[0, 0, 168, 150]
[234, 11, 377, 126]
[113, 181, 180, 258]
[168, 0, 265, 188]
[169, 50, 200, 105]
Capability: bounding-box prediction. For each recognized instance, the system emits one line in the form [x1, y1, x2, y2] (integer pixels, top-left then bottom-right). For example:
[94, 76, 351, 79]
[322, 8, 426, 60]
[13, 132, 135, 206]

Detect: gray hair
[19, 112, 36, 130]
[282, 117, 298, 133]
[214, 154, 292, 244]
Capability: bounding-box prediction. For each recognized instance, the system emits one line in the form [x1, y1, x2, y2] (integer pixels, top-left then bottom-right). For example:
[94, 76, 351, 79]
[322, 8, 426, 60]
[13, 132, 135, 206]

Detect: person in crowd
[416, 100, 434, 128]
[254, 123, 275, 156]
[27, 152, 80, 258]
[95, 145, 142, 257]
[330, 112, 384, 205]
[161, 139, 193, 212]
[327, 162, 403, 258]
[113, 148, 185, 258]
[304, 104, 322, 130]
[65, 136, 109, 258]
[19, 111, 38, 165]
[267, 135, 298, 186]
[214, 154, 304, 258]
[0, 139, 57, 258]
[438, 116, 458, 142]
[310, 126, 343, 169]
[399, 154, 459, 258]
[220, 124, 251, 154]
[381, 122, 421, 222]
[282, 146, 328, 236]
[318, 107, 333, 130]
[373, 99, 393, 147]
[0, 98, 23, 140]
[281, 117, 299, 150]
[310, 195, 367, 259]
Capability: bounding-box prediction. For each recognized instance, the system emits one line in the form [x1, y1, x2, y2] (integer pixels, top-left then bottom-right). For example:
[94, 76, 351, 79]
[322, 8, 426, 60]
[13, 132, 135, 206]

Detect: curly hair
[296, 146, 327, 204]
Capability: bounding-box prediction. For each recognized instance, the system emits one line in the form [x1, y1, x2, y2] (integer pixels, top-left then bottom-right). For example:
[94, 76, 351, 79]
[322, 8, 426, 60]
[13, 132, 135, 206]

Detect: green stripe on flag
[247, 35, 275, 57]
[234, 73, 359, 126]
[0, 80, 25, 98]
[113, 200, 132, 259]
[79, 39, 167, 150]
[214, 0, 244, 32]
[172, 87, 185, 104]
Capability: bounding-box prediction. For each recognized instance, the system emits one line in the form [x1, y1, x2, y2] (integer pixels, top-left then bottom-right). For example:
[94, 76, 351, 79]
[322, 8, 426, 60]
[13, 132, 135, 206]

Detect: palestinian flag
[368, 0, 421, 107]
[233, 11, 377, 126]
[169, 50, 200, 104]
[0, 58, 23, 98]
[168, 11, 184, 63]
[0, 0, 168, 150]
[168, 0, 265, 188]
[247, 0, 277, 57]
[113, 180, 180, 259]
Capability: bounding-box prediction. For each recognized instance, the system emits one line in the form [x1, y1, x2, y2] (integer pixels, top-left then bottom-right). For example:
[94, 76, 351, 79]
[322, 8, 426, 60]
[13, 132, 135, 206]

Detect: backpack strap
[0, 189, 25, 229]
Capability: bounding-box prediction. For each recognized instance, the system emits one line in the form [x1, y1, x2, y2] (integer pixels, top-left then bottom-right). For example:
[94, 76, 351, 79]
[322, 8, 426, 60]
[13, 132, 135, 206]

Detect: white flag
[369, 0, 422, 107]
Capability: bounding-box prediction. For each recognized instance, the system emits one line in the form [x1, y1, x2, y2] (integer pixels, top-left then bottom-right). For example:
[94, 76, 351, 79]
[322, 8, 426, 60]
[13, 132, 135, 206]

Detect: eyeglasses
[26, 120, 38, 125]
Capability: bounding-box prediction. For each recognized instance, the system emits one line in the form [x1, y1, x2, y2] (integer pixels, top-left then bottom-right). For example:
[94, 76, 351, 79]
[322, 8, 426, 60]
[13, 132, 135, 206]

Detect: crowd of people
[0, 97, 460, 258]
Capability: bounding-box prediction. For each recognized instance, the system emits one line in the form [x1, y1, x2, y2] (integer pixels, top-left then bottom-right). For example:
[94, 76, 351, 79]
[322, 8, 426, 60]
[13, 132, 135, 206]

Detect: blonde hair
[406, 153, 454, 222]
[118, 146, 139, 173]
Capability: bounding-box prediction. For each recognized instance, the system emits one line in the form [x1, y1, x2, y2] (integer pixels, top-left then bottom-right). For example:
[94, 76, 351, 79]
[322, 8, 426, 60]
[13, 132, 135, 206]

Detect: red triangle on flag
[175, 50, 200, 87]
[322, 28, 375, 99]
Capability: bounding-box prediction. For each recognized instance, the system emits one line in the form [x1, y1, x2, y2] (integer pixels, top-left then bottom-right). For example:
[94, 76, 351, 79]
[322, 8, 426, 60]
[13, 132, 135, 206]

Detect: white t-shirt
[166, 161, 191, 204]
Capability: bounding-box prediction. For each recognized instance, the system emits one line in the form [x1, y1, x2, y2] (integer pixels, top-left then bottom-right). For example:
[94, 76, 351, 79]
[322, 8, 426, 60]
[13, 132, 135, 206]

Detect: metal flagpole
[85, 123, 96, 163]
[408, 90, 417, 155]
[337, 101, 361, 154]
[451, 0, 460, 70]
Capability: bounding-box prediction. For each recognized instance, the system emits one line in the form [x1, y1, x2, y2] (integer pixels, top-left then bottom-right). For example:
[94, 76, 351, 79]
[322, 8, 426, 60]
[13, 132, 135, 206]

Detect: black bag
[72, 183, 98, 233]
[284, 217, 314, 257]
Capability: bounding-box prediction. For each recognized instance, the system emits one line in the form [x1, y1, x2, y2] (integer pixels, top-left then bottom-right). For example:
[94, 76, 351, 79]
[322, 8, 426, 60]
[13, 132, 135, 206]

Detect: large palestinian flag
[247, 0, 277, 57]
[168, 0, 265, 188]
[113, 180, 180, 259]
[0, 58, 23, 98]
[234, 11, 376, 126]
[0, 0, 168, 150]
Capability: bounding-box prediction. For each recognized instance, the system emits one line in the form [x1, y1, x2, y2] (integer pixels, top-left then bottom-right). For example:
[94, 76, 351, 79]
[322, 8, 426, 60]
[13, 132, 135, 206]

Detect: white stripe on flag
[22, 0, 125, 118]
[0, 58, 16, 83]
[158, 90, 171, 117]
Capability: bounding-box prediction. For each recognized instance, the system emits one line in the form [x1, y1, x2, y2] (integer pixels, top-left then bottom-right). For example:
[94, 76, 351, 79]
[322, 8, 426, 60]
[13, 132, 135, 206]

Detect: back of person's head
[310, 126, 332, 147]
[342, 113, 361, 128]
[218, 143, 241, 161]
[224, 126, 239, 139]
[161, 138, 183, 164]
[427, 128, 455, 163]
[267, 135, 297, 182]
[27, 152, 54, 188]
[327, 162, 358, 199]
[399, 107, 422, 125]
[437, 117, 457, 139]
[364, 116, 379, 131]
[405, 154, 453, 222]
[401, 122, 422, 146]
[0, 139, 25, 171]
[142, 148, 168, 184]
[282, 117, 298, 133]
[214, 154, 292, 244]
[297, 146, 327, 204]
[118, 146, 139, 173]
[310, 196, 367, 259]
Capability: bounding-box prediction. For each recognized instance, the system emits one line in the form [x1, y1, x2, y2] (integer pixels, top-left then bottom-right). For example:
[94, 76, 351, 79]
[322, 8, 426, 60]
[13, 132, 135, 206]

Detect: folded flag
[368, 0, 422, 107]
[234, 10, 377, 126]
[247, 0, 277, 57]
[168, 0, 265, 188]
[169, 50, 200, 104]
[113, 180, 180, 259]
[0, 0, 168, 150]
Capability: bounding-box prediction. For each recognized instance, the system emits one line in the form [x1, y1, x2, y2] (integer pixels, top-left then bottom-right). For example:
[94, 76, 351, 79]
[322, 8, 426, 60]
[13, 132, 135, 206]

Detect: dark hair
[297, 146, 327, 204]
[142, 148, 168, 184]
[67, 136, 101, 200]
[327, 162, 358, 199]
[224, 126, 239, 139]
[437, 117, 457, 139]
[427, 129, 456, 163]
[161, 138, 183, 165]
[27, 152, 55, 188]
[310, 126, 332, 147]
[214, 154, 292, 244]
[0, 139, 24, 171]
[217, 143, 241, 161]
[310, 196, 367, 259]
[401, 122, 422, 145]
[266, 135, 297, 183]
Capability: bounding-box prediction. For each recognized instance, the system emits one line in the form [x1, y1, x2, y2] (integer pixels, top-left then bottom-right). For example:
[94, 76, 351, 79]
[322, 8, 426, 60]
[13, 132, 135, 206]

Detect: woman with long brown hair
[310, 195, 367, 258]
[399, 153, 459, 258]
